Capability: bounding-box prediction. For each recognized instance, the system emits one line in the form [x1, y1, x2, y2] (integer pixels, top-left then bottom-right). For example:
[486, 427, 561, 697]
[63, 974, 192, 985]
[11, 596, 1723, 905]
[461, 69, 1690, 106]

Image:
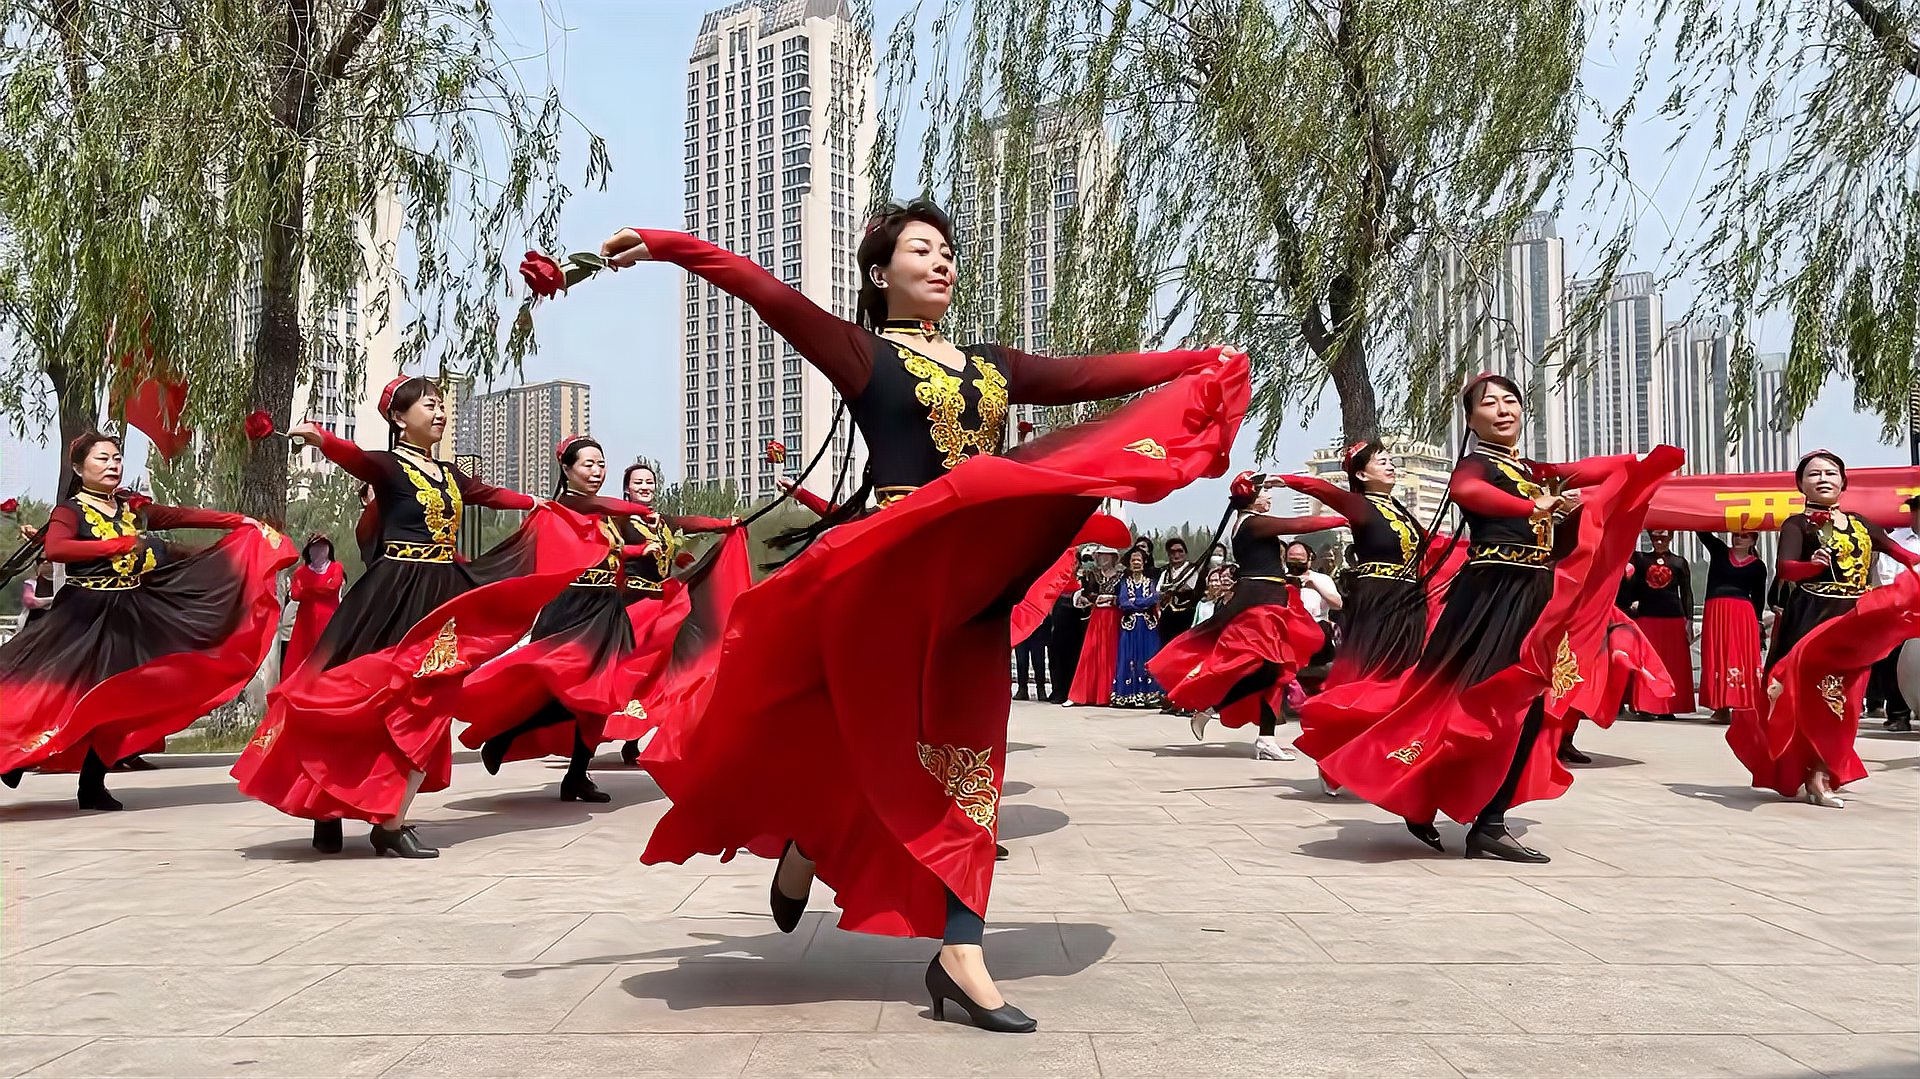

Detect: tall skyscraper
[1725, 351, 1800, 474]
[1414, 212, 1567, 459]
[682, 0, 874, 501]
[1661, 318, 1731, 474]
[1559, 272, 1665, 460]
[951, 110, 1112, 436]
[465, 379, 591, 497]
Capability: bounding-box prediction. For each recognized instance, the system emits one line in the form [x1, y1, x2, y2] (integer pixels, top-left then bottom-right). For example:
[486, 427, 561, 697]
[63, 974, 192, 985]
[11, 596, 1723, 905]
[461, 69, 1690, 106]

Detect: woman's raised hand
[601, 228, 651, 269]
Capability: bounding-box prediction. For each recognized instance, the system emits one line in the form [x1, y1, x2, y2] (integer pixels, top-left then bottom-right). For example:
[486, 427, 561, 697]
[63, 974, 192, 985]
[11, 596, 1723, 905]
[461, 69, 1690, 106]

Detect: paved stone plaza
[1, 704, 1915, 1078]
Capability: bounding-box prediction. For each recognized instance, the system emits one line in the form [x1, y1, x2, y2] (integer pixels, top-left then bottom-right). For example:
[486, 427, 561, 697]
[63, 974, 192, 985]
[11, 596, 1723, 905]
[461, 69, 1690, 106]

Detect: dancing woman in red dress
[233, 377, 603, 858]
[457, 439, 737, 802]
[1696, 531, 1766, 726]
[283, 535, 345, 677]
[1293, 376, 1680, 861]
[1621, 530, 1695, 719]
[1730, 451, 1920, 807]
[1066, 548, 1123, 706]
[1149, 473, 1334, 761]
[596, 202, 1246, 1032]
[0, 432, 291, 810]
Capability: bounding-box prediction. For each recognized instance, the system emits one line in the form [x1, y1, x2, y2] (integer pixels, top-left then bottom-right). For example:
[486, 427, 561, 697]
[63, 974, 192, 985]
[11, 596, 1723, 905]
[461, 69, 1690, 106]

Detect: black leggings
[1220, 662, 1283, 735]
[488, 707, 595, 781]
[1474, 697, 1546, 832]
[78, 749, 108, 795]
[944, 888, 985, 945]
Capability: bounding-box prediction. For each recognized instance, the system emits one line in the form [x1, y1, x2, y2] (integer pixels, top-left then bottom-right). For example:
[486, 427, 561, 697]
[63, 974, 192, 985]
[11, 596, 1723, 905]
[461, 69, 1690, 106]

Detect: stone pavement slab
[0, 705, 1914, 1077]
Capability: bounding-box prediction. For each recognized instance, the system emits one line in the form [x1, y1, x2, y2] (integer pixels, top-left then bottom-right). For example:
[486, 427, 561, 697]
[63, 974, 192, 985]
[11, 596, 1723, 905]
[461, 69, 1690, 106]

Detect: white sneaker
[1253, 736, 1295, 762]
[1189, 710, 1214, 742]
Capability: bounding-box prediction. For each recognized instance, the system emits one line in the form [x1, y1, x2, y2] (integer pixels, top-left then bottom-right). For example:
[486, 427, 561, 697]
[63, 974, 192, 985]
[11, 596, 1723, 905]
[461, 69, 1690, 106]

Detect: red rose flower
[520, 251, 566, 299]
[0, 497, 17, 514]
[764, 440, 787, 464]
[1644, 562, 1674, 590]
[1017, 420, 1036, 436]
[243, 411, 274, 440]
[1806, 509, 1833, 528]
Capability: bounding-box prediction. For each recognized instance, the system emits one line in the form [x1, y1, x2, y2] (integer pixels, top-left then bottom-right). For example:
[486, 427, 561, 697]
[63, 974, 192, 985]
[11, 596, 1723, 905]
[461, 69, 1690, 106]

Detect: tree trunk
[1324, 274, 1378, 444]
[239, 148, 305, 526]
[45, 356, 98, 499]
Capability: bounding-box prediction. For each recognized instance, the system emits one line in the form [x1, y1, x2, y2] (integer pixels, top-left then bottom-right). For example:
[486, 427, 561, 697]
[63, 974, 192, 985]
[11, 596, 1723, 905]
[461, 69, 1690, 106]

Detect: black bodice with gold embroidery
[369, 451, 466, 563]
[61, 495, 162, 588]
[1764, 509, 1894, 674]
[1349, 495, 1425, 577]
[851, 338, 1010, 497]
[619, 514, 680, 592]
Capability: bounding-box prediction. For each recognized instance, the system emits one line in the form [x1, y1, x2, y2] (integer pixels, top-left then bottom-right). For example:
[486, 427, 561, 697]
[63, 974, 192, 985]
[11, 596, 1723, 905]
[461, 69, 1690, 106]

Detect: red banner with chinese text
[1645, 467, 1920, 532]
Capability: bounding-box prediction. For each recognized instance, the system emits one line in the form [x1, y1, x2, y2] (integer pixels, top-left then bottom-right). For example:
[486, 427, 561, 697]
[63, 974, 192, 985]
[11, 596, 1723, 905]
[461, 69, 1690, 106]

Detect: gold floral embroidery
[382, 541, 455, 563]
[596, 518, 623, 573]
[1485, 456, 1555, 546]
[1550, 633, 1584, 700]
[616, 700, 647, 720]
[628, 515, 678, 578]
[1368, 494, 1419, 565]
[899, 349, 1008, 469]
[917, 742, 998, 831]
[1819, 516, 1873, 589]
[22, 728, 56, 754]
[415, 619, 459, 678]
[75, 497, 156, 577]
[256, 521, 285, 548]
[1123, 438, 1167, 460]
[1726, 667, 1745, 688]
[395, 455, 462, 546]
[248, 721, 280, 753]
[1816, 674, 1846, 717]
[1387, 739, 1424, 765]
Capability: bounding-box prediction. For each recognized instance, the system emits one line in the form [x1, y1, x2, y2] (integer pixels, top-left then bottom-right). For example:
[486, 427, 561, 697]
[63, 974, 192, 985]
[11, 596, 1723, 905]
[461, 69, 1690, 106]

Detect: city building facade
[463, 379, 591, 498]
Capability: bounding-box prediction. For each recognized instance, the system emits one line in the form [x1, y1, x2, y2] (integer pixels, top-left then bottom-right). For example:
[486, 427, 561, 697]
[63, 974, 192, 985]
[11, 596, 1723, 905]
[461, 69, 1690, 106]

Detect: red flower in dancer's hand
[1017, 420, 1035, 436]
[1644, 562, 1674, 590]
[520, 251, 566, 298]
[0, 498, 17, 514]
[764, 440, 787, 464]
[243, 411, 274, 440]
[1806, 509, 1833, 529]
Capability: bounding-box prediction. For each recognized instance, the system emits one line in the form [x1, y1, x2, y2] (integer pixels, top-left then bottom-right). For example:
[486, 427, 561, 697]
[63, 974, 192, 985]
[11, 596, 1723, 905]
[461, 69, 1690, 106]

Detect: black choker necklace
[881, 318, 940, 338]
[1475, 441, 1518, 459]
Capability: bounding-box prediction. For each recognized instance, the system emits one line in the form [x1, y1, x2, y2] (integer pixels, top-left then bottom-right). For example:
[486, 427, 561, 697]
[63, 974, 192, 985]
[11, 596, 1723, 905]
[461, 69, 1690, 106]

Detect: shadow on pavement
[996, 804, 1069, 841]
[1561, 750, 1644, 769]
[0, 778, 251, 819]
[1664, 782, 1779, 812]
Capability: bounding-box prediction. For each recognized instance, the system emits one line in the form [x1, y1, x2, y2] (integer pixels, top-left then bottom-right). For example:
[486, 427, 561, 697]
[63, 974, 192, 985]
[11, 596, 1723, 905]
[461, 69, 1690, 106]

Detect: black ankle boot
[1405, 821, 1444, 853]
[560, 774, 610, 803]
[480, 737, 508, 776]
[1465, 826, 1549, 863]
[2, 768, 23, 789]
[77, 785, 123, 812]
[312, 820, 344, 854]
[370, 824, 438, 858]
[1558, 741, 1592, 765]
[769, 840, 809, 933]
[621, 740, 641, 766]
[925, 955, 1036, 1033]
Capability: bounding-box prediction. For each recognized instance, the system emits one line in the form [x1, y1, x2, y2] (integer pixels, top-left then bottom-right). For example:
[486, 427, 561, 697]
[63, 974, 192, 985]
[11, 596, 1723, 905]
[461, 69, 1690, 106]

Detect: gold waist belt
[875, 484, 921, 508]
[1467, 543, 1551, 568]
[1352, 560, 1416, 579]
[1801, 581, 1866, 599]
[69, 573, 143, 590]
[383, 541, 455, 563]
[575, 568, 617, 588]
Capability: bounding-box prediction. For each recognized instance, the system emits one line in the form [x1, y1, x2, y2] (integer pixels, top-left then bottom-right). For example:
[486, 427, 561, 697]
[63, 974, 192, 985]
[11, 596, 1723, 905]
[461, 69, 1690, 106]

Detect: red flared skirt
[1699, 597, 1762, 712]
[1149, 586, 1319, 728]
[1629, 615, 1694, 714]
[1295, 449, 1683, 824]
[454, 582, 638, 761]
[232, 506, 605, 822]
[1729, 572, 1920, 797]
[0, 524, 295, 774]
[1068, 607, 1121, 706]
[638, 355, 1248, 938]
[283, 598, 338, 681]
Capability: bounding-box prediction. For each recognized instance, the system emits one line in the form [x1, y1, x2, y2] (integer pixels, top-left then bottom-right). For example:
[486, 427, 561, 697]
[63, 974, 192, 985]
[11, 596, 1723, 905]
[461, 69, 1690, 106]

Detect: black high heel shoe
[77, 787, 123, 812]
[370, 824, 439, 859]
[1465, 826, 1549, 864]
[620, 740, 641, 767]
[312, 820, 344, 854]
[1558, 742, 1592, 765]
[2, 768, 24, 789]
[480, 737, 508, 776]
[560, 775, 611, 803]
[925, 955, 1036, 1033]
[1405, 821, 1444, 853]
[769, 840, 809, 933]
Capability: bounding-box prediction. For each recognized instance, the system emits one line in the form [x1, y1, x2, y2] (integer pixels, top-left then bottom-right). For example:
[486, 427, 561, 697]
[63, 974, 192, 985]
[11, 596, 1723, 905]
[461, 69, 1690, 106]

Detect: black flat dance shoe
[370, 825, 438, 859]
[560, 775, 611, 803]
[620, 740, 641, 767]
[1465, 827, 1549, 864]
[769, 840, 808, 933]
[1405, 821, 1444, 853]
[480, 737, 508, 776]
[995, 844, 1009, 861]
[77, 788, 123, 812]
[2, 768, 23, 789]
[1558, 744, 1592, 765]
[114, 755, 159, 772]
[925, 955, 1036, 1033]
[312, 820, 344, 854]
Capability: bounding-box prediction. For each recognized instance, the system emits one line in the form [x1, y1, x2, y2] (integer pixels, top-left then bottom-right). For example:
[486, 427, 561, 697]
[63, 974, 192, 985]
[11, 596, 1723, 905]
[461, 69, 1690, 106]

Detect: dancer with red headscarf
[1149, 472, 1334, 761]
[1730, 450, 1920, 807]
[588, 202, 1245, 1032]
[0, 431, 291, 810]
[456, 438, 739, 802]
[233, 376, 603, 858]
[283, 533, 345, 678]
[1294, 374, 1680, 861]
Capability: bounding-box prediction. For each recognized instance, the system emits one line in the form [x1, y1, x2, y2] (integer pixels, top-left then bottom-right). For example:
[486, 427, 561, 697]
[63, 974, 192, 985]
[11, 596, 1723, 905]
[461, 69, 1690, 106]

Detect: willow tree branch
[1841, 0, 1920, 78]
[321, 0, 390, 82]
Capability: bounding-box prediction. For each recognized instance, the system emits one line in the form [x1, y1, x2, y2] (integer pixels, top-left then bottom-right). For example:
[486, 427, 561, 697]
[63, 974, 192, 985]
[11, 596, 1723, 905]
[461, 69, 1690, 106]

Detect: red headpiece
[1341, 440, 1370, 470]
[1796, 447, 1845, 470]
[555, 434, 591, 462]
[1229, 470, 1261, 500]
[376, 375, 417, 416]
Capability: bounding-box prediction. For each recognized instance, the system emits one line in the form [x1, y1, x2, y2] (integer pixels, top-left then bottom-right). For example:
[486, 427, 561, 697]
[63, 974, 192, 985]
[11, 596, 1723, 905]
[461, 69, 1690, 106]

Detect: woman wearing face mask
[590, 202, 1245, 1032]
[456, 439, 741, 802]
[1149, 472, 1337, 761]
[1283, 540, 1343, 697]
[1728, 451, 1920, 808]
[234, 376, 605, 858]
[1294, 374, 1680, 862]
[1695, 531, 1768, 727]
[0, 432, 291, 811]
[283, 535, 345, 679]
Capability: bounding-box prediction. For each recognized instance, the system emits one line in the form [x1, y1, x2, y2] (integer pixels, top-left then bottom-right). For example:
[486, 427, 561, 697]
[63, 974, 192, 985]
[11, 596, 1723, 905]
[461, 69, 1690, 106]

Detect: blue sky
[0, 0, 1903, 526]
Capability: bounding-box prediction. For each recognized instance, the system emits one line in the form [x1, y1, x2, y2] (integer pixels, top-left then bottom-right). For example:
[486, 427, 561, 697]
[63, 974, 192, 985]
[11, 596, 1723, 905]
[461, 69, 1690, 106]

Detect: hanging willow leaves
[866, 0, 1630, 447]
[1637, 0, 1918, 438]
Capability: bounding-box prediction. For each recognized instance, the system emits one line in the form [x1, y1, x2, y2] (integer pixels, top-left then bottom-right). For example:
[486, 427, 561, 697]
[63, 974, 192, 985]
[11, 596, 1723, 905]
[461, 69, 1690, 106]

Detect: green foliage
[1634, 0, 1918, 439]
[869, 0, 1625, 446]
[283, 468, 373, 579]
[655, 480, 750, 521]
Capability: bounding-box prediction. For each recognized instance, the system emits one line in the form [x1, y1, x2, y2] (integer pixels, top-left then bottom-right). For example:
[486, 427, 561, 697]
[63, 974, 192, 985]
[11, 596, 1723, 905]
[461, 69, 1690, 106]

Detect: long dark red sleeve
[787, 486, 836, 516]
[1529, 453, 1638, 490]
[309, 429, 385, 485]
[668, 514, 736, 533]
[1239, 513, 1348, 540]
[1276, 474, 1370, 519]
[1449, 459, 1539, 517]
[454, 466, 535, 511]
[144, 503, 247, 530]
[638, 230, 873, 398]
[39, 506, 138, 563]
[567, 494, 653, 518]
[1775, 518, 1824, 582]
[998, 345, 1224, 406]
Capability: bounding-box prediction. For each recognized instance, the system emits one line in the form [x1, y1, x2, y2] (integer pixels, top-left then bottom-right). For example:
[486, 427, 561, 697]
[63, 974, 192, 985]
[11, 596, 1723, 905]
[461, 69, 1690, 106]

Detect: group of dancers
[3, 198, 1918, 1035]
